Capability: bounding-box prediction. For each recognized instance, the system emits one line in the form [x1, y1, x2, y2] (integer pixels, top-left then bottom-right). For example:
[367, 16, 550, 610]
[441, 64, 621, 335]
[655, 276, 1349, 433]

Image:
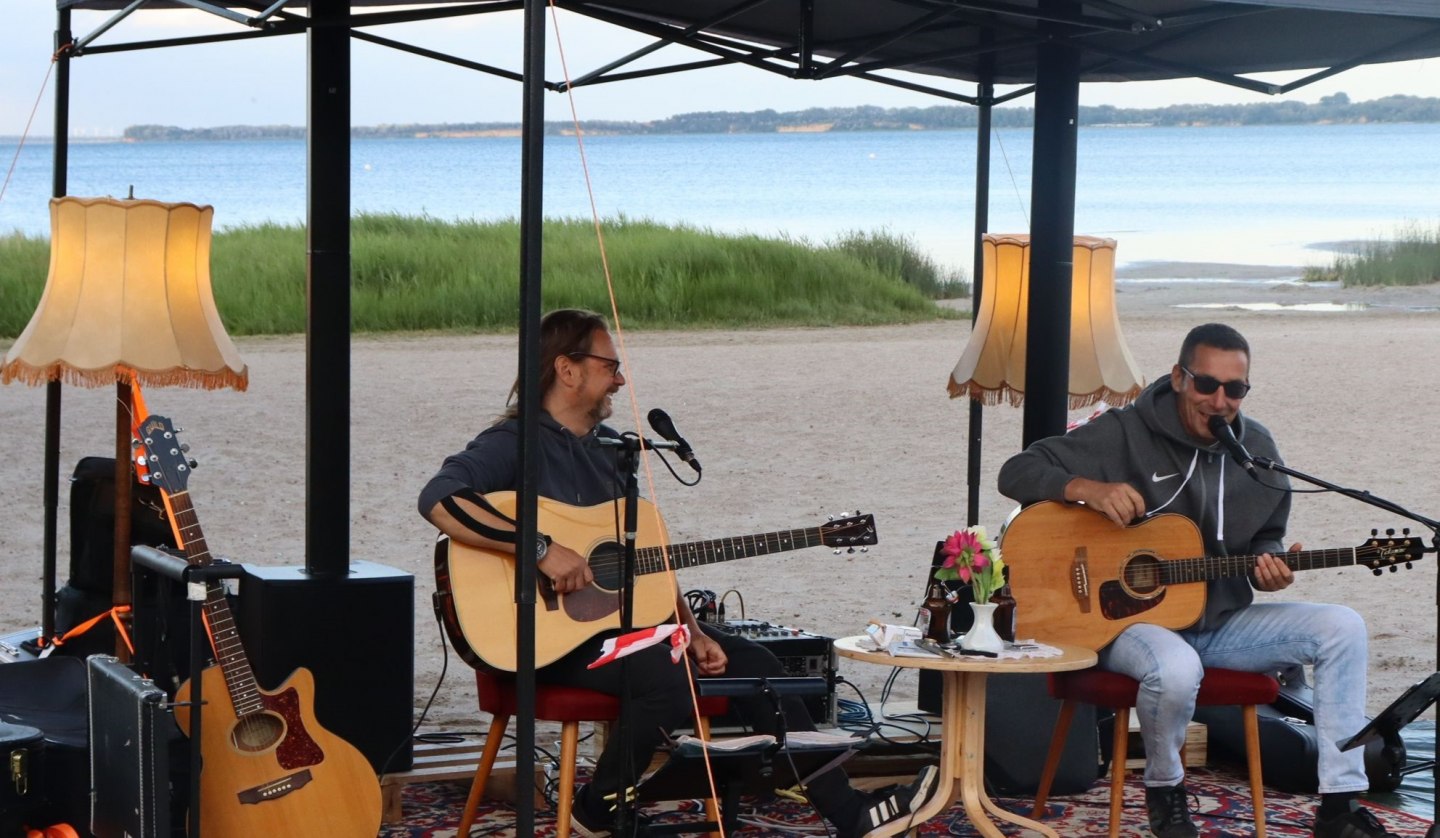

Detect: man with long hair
[421, 308, 937, 838]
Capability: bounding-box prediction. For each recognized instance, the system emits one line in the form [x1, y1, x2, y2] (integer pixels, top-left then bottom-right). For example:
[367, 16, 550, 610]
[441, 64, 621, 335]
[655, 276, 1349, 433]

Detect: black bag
[67, 456, 177, 594]
[0, 720, 47, 835]
[1192, 666, 1404, 793]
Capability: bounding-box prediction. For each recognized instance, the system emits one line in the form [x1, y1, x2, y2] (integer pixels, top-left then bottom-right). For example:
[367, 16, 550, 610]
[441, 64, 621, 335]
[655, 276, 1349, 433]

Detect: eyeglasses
[1180, 365, 1251, 399]
[567, 352, 622, 377]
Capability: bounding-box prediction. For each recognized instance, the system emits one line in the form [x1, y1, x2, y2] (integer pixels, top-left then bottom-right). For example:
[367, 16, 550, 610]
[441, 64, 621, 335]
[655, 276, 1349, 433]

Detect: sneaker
[1313, 805, 1402, 838]
[847, 764, 940, 837]
[1146, 783, 1199, 838]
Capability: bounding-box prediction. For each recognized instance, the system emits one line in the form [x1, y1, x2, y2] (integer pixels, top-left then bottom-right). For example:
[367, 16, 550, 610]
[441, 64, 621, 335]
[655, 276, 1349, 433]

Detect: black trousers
[537, 623, 855, 821]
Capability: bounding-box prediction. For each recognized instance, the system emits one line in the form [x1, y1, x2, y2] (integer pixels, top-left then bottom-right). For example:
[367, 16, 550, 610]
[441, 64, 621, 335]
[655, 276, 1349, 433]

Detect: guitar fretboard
[165, 490, 265, 717]
[636, 527, 826, 574]
[1159, 547, 1363, 584]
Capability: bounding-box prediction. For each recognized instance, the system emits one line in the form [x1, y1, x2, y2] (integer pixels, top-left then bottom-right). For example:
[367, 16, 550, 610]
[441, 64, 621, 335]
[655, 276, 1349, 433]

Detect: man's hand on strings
[1065, 477, 1147, 527]
[1253, 544, 1299, 592]
[688, 632, 728, 676]
[540, 544, 593, 594]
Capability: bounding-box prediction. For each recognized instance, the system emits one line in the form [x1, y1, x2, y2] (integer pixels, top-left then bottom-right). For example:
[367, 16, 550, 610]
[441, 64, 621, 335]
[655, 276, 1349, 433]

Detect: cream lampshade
[1, 196, 248, 390]
[948, 233, 1142, 408]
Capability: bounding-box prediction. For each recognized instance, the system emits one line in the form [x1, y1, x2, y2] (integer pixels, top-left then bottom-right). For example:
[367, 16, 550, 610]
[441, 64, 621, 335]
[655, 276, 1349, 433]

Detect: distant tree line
[123, 92, 1440, 141]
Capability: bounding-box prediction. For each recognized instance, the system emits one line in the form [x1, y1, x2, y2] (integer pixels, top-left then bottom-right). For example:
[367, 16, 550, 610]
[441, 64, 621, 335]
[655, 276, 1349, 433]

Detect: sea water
[1, 122, 1437, 275]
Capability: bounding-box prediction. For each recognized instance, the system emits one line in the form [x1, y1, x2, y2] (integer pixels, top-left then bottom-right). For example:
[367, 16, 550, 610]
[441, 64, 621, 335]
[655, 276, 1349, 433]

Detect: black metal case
[87, 655, 171, 838]
[1, 719, 46, 834]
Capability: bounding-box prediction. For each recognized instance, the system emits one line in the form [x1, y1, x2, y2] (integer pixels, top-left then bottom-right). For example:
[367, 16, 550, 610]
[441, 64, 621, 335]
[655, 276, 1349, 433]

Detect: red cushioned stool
[1031, 667, 1279, 838]
[459, 670, 730, 838]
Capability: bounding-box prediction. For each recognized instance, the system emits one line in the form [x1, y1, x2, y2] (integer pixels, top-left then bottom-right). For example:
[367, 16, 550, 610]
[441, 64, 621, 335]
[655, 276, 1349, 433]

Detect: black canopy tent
[35, 1, 1440, 832]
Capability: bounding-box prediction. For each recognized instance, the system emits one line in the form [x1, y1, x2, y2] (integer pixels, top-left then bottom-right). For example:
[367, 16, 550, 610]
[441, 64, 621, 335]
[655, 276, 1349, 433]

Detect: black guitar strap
[440, 488, 518, 544]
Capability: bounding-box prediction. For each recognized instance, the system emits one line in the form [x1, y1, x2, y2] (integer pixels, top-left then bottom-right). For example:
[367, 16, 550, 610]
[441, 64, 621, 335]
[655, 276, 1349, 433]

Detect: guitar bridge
[1071, 547, 1091, 613]
[237, 768, 313, 805]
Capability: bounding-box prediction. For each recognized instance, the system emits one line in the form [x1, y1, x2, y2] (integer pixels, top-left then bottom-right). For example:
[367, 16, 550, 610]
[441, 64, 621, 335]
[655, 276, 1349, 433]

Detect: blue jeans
[1097, 602, 1369, 793]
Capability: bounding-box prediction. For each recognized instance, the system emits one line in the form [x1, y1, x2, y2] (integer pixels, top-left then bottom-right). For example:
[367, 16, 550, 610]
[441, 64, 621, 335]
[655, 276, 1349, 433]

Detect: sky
[2, 2, 1440, 138]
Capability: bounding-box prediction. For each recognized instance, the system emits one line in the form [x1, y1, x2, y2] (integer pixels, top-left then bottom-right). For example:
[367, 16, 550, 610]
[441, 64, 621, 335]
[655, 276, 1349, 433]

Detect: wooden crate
[1125, 718, 1207, 770]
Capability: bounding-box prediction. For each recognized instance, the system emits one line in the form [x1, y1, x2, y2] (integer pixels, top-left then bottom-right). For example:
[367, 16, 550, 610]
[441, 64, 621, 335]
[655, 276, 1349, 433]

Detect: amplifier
[709, 619, 837, 725]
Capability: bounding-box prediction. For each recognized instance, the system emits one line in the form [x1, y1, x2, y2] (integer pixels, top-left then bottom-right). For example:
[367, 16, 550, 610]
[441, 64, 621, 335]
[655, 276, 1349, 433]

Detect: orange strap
[46, 605, 135, 657]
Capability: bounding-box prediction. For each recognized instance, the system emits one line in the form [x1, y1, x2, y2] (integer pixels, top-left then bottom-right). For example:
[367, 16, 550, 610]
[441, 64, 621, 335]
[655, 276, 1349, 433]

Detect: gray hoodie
[997, 376, 1290, 631]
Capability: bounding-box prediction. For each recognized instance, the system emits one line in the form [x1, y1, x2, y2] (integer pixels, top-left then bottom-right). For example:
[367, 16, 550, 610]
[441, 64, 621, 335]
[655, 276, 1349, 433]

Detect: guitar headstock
[1359, 529, 1426, 575]
[821, 511, 878, 553]
[135, 414, 195, 495]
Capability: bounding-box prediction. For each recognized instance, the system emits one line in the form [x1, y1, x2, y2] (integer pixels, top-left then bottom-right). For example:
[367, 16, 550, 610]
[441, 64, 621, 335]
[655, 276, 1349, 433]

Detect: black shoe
[1314, 805, 1402, 838]
[569, 785, 649, 838]
[845, 764, 940, 838]
[1146, 783, 1199, 838]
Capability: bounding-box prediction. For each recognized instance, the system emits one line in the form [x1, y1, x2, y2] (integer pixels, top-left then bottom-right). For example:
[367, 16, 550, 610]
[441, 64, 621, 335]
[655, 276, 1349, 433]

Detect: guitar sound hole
[587, 543, 623, 591]
[231, 712, 285, 753]
[1121, 554, 1163, 598]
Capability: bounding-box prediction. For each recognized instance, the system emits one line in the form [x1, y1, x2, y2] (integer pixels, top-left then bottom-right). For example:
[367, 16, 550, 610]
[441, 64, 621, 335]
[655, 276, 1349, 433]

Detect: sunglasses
[568, 351, 622, 377]
[1180, 365, 1251, 399]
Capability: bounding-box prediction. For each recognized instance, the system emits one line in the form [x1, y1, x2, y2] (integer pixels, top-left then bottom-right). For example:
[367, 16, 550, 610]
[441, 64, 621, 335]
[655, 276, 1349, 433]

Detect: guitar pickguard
[1097, 579, 1165, 621]
[261, 687, 325, 770]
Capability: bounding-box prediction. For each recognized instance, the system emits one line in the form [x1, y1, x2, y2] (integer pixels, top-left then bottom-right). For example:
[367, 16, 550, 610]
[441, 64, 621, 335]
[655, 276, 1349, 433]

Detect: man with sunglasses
[420, 308, 937, 838]
[998, 323, 1392, 838]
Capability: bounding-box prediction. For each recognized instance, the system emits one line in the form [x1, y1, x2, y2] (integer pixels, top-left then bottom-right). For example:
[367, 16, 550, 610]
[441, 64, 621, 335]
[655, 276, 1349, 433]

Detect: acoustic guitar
[434, 491, 878, 672]
[135, 414, 382, 837]
[1003, 501, 1425, 652]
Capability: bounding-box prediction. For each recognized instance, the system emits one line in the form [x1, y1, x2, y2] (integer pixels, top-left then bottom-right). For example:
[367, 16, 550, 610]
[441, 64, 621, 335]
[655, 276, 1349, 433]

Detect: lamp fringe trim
[948, 379, 1141, 409]
[0, 361, 248, 392]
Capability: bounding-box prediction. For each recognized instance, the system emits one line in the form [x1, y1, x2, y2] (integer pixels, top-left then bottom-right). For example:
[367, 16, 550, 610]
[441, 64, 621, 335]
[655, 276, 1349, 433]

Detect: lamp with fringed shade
[1, 196, 248, 655]
[948, 233, 1143, 409]
[2, 196, 248, 389]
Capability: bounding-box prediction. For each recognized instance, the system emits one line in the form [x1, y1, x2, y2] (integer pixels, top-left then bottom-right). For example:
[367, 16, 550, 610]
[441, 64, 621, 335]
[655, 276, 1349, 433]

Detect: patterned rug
[382, 766, 1433, 837]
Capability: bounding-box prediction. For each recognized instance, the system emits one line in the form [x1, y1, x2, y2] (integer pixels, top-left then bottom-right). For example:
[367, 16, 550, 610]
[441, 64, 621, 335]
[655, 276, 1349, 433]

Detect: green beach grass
[0, 215, 967, 339]
[1303, 222, 1440, 287]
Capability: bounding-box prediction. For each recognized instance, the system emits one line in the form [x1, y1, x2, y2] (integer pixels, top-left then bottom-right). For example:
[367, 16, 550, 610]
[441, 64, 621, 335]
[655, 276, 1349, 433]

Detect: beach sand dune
[2, 281, 1437, 732]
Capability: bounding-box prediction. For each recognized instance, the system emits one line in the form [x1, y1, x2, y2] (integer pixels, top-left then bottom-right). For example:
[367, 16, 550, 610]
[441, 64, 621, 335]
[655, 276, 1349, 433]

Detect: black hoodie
[997, 376, 1290, 631]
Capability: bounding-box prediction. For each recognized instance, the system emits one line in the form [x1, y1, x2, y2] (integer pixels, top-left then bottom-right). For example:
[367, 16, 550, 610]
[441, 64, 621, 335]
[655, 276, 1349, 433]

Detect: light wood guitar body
[1003, 501, 1425, 651]
[434, 492, 877, 672]
[174, 666, 382, 837]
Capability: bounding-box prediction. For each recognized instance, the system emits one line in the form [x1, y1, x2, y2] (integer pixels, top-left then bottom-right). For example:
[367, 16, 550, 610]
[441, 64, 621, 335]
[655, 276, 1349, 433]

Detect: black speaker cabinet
[238, 560, 414, 773]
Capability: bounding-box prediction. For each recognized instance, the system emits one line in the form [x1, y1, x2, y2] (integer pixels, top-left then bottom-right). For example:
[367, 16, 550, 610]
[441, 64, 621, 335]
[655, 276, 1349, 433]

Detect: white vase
[960, 602, 1006, 655]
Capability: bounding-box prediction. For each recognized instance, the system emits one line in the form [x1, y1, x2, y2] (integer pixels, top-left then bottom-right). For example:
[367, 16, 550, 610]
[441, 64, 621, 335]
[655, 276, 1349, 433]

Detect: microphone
[1207, 414, 1257, 476]
[647, 408, 701, 474]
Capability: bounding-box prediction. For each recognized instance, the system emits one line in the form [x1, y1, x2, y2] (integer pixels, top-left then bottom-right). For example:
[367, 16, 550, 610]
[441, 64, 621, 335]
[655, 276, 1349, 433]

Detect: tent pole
[514, 0, 548, 832]
[966, 61, 993, 528]
[1023, 0, 1079, 448]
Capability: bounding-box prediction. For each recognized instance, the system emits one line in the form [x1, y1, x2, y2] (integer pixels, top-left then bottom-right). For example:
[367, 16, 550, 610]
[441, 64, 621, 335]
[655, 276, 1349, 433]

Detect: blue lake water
[1, 122, 1437, 275]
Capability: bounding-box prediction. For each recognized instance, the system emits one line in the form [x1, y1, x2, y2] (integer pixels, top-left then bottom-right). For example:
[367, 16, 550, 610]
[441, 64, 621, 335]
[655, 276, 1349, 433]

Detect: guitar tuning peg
[1371, 528, 1379, 537]
[859, 547, 869, 554]
[827, 515, 835, 522]
[179, 443, 190, 453]
[1372, 568, 1383, 577]
[1389, 565, 1398, 573]
[188, 460, 198, 469]
[832, 549, 842, 556]
[846, 547, 855, 554]
[1403, 528, 1411, 536]
[1386, 528, 1395, 537]
[1406, 562, 1414, 570]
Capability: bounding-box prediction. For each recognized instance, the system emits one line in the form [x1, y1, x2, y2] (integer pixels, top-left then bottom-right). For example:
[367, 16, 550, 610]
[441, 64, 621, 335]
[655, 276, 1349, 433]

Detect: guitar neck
[636, 526, 828, 574]
[1163, 546, 1359, 584]
[164, 490, 266, 716]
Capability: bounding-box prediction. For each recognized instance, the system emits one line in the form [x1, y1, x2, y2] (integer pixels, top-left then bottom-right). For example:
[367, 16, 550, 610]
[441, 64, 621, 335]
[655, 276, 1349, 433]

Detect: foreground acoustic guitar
[136, 415, 382, 837]
[1003, 501, 1425, 651]
[435, 492, 878, 672]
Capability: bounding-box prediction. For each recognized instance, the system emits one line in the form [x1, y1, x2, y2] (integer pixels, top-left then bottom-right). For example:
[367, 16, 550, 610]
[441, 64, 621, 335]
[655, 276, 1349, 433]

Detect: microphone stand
[599, 433, 679, 837]
[1248, 455, 1440, 818]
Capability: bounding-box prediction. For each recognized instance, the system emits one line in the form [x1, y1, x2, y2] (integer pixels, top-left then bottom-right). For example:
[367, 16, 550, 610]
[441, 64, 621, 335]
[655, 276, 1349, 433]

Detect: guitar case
[1192, 666, 1405, 793]
[0, 720, 47, 835]
[0, 657, 90, 830]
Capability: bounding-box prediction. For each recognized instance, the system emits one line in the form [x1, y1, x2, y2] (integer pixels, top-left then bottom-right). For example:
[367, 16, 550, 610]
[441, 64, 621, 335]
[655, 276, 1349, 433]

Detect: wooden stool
[1032, 667, 1279, 838]
[459, 670, 729, 837]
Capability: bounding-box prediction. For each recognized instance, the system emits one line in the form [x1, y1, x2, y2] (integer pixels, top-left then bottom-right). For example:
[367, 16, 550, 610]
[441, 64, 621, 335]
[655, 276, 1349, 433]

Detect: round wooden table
[834, 636, 1097, 837]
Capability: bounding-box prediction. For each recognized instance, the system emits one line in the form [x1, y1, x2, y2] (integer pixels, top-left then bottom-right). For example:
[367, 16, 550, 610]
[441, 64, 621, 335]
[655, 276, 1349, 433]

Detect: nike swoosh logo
[1151, 471, 1180, 482]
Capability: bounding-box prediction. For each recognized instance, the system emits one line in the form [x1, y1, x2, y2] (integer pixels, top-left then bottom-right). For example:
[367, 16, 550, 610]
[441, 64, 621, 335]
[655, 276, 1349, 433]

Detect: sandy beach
[2, 275, 1438, 733]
